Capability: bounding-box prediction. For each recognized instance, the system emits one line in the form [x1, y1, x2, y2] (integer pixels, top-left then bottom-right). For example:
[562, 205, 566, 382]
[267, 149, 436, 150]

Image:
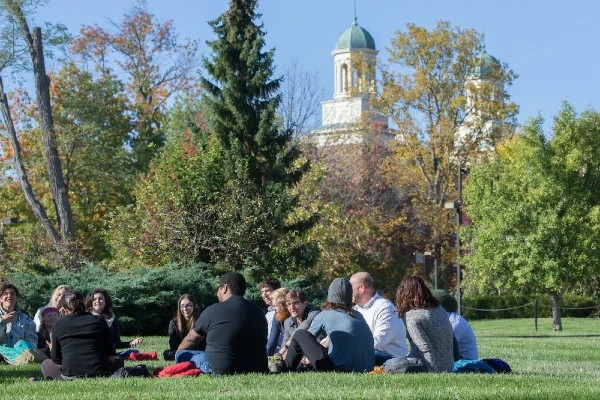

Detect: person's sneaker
[29, 377, 37, 382]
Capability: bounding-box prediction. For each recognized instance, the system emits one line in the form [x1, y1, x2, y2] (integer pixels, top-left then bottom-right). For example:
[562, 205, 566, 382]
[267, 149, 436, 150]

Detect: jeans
[175, 350, 212, 374]
[284, 329, 335, 372]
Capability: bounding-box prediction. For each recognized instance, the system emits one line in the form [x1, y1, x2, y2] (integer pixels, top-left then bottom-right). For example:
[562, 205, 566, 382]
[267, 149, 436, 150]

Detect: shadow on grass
[1, 369, 43, 380]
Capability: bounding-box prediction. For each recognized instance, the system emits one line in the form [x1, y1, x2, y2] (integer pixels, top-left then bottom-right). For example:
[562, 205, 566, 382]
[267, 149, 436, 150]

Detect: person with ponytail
[41, 290, 123, 379]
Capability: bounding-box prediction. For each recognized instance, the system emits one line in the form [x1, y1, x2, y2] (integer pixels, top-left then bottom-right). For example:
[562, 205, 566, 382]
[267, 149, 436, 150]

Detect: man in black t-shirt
[178, 272, 268, 375]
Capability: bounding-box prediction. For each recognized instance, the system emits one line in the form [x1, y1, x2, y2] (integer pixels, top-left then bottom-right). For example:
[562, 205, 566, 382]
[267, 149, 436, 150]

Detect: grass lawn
[1, 318, 599, 399]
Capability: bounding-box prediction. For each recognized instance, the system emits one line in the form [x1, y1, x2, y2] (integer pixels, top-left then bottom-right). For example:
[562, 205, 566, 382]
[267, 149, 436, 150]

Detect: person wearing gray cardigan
[396, 276, 454, 373]
[278, 289, 320, 358]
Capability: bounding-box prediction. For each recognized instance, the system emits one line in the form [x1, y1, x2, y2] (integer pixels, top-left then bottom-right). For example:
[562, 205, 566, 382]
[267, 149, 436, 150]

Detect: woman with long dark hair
[164, 294, 201, 360]
[85, 289, 143, 351]
[395, 275, 454, 372]
[41, 290, 122, 379]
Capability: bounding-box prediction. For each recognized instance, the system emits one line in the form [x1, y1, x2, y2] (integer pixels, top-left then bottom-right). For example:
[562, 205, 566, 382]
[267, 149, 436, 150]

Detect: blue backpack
[481, 358, 512, 373]
[453, 359, 495, 374]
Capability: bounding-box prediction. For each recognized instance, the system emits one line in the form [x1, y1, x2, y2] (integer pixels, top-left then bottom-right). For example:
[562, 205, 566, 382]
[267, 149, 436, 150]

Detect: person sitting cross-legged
[41, 290, 123, 380]
[284, 278, 375, 373]
[163, 294, 203, 361]
[178, 272, 268, 375]
[278, 289, 320, 360]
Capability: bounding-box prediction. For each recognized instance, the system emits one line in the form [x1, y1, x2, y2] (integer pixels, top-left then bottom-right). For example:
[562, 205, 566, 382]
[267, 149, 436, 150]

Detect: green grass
[2, 318, 600, 399]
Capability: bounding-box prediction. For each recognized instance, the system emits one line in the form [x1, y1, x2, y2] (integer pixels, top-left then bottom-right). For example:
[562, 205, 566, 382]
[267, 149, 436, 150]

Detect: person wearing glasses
[278, 289, 320, 360]
[163, 294, 202, 361]
[177, 272, 268, 375]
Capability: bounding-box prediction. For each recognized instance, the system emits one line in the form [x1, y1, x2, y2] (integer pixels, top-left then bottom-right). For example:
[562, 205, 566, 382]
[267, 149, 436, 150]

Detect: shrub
[8, 262, 218, 335]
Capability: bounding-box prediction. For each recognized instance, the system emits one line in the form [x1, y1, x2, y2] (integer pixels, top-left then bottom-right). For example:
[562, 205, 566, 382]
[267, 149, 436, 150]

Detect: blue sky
[38, 0, 600, 132]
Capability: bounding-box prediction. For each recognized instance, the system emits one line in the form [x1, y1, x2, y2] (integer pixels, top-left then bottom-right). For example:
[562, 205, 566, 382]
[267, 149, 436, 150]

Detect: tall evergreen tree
[197, 0, 318, 276]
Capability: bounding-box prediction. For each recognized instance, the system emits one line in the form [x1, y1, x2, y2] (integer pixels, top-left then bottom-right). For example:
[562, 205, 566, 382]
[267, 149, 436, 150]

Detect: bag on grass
[111, 364, 151, 378]
[383, 357, 426, 374]
[481, 358, 512, 373]
[453, 359, 495, 374]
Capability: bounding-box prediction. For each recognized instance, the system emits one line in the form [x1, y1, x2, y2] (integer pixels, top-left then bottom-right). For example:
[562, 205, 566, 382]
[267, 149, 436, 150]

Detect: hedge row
[6, 263, 327, 336]
[461, 294, 600, 319]
[7, 263, 219, 335]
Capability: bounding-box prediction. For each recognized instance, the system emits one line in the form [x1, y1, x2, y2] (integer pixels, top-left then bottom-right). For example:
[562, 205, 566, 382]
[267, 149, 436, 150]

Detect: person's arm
[33, 308, 43, 332]
[177, 329, 205, 351]
[23, 315, 39, 346]
[112, 315, 143, 348]
[266, 318, 282, 356]
[297, 309, 320, 331]
[168, 318, 180, 351]
[50, 328, 61, 365]
[371, 302, 397, 349]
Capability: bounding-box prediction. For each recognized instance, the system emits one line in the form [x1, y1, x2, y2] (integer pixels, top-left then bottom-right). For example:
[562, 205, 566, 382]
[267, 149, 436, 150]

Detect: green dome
[469, 47, 501, 79]
[335, 18, 376, 50]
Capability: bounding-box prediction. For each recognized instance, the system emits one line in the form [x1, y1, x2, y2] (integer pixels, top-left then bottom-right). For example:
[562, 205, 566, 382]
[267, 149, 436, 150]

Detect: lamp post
[424, 251, 438, 289]
[444, 167, 468, 315]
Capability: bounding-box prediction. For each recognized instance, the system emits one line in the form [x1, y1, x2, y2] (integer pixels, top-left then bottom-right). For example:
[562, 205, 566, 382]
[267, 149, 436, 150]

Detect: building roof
[335, 18, 376, 51]
[469, 46, 501, 79]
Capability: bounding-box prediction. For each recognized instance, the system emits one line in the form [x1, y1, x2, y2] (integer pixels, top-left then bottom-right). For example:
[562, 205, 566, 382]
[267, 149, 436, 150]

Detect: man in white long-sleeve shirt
[350, 272, 408, 365]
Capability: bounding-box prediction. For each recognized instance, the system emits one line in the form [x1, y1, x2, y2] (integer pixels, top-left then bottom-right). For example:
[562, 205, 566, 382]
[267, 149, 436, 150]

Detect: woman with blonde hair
[164, 294, 201, 360]
[266, 288, 290, 356]
[33, 285, 68, 331]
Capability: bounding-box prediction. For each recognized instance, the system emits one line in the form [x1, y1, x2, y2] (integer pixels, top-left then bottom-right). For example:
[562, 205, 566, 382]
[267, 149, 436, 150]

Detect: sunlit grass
[1, 318, 599, 399]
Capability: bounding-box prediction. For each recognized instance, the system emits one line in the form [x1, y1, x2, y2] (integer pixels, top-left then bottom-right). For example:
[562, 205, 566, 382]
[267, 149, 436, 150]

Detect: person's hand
[320, 337, 329, 348]
[1, 311, 16, 324]
[300, 356, 310, 366]
[130, 337, 144, 347]
[279, 347, 288, 361]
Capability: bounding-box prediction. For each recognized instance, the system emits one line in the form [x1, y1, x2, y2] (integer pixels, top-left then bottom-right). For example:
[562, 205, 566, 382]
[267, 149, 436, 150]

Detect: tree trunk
[12, 3, 75, 243]
[549, 291, 563, 331]
[0, 76, 61, 244]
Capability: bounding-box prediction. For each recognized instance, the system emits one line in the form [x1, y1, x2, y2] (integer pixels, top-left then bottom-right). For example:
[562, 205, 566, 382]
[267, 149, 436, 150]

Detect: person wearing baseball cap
[283, 278, 375, 373]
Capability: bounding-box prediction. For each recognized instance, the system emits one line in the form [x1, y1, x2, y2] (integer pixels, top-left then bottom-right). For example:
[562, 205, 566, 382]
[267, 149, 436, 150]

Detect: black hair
[0, 283, 19, 297]
[259, 277, 281, 291]
[219, 272, 246, 296]
[62, 290, 85, 313]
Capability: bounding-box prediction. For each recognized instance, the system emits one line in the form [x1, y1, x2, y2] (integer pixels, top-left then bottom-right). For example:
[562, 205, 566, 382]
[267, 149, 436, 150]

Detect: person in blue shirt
[284, 278, 375, 373]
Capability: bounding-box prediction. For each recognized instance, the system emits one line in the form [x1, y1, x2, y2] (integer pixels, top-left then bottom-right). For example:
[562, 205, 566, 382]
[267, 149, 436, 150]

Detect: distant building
[308, 18, 392, 148]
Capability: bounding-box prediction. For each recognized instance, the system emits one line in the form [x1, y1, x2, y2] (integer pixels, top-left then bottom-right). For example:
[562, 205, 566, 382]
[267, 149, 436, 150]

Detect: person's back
[196, 295, 267, 375]
[449, 312, 478, 360]
[353, 293, 408, 358]
[309, 309, 374, 373]
[405, 305, 454, 372]
[52, 312, 114, 378]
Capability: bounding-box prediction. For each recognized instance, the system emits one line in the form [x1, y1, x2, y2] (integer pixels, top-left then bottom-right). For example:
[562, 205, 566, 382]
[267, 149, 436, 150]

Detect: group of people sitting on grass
[0, 270, 479, 378]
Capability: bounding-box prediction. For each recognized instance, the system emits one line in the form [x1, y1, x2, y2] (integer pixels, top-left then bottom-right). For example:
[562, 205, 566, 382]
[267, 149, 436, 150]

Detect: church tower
[457, 44, 504, 145]
[310, 18, 389, 147]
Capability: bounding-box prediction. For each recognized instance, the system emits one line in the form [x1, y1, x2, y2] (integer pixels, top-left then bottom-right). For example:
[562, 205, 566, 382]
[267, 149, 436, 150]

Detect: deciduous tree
[463, 103, 600, 331]
[72, 0, 199, 172]
[375, 21, 518, 285]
